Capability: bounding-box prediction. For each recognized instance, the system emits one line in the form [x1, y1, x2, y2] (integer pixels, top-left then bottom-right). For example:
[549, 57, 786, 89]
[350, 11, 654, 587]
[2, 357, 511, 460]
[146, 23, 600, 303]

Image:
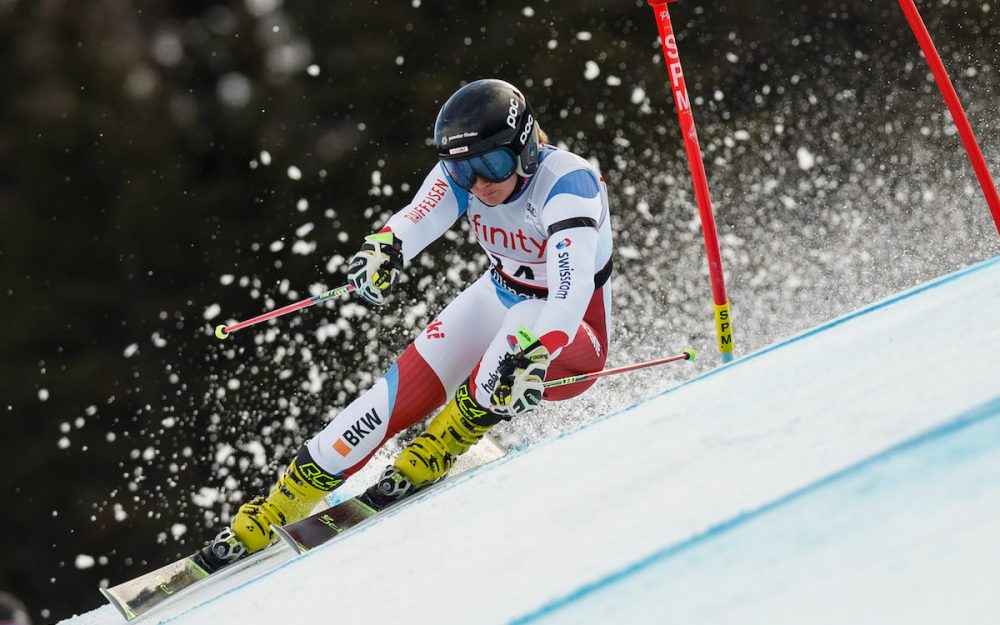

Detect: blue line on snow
[507, 393, 1000, 625]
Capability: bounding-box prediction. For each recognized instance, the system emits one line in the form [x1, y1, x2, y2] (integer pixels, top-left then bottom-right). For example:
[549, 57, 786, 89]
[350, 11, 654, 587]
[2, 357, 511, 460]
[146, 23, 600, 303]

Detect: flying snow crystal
[217, 72, 252, 108]
[171, 524, 188, 539]
[220, 274, 235, 285]
[123, 343, 139, 358]
[576, 31, 592, 41]
[326, 254, 345, 273]
[75, 555, 96, 570]
[287, 165, 303, 180]
[618, 246, 641, 260]
[193, 487, 221, 508]
[124, 68, 157, 100]
[631, 87, 646, 105]
[522, 6, 534, 17]
[307, 64, 320, 76]
[152, 32, 184, 67]
[215, 444, 235, 465]
[58, 437, 70, 449]
[292, 240, 316, 255]
[151, 332, 167, 348]
[726, 52, 739, 63]
[260, 150, 272, 166]
[38, 388, 49, 402]
[245, 0, 282, 17]
[243, 441, 267, 468]
[584, 60, 600, 80]
[295, 222, 315, 237]
[796, 147, 816, 171]
[270, 240, 285, 252]
[297, 198, 309, 212]
[113, 503, 127, 522]
[203, 303, 221, 320]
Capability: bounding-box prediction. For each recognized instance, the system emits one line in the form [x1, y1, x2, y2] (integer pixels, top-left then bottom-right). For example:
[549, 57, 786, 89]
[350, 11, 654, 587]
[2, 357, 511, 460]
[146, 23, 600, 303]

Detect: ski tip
[214, 324, 230, 340]
[99, 586, 137, 622]
[683, 347, 696, 362]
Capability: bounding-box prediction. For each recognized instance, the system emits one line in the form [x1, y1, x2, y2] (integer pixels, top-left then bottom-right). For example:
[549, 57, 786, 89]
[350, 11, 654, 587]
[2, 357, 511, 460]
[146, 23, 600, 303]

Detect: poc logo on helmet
[507, 98, 520, 129]
[519, 114, 534, 145]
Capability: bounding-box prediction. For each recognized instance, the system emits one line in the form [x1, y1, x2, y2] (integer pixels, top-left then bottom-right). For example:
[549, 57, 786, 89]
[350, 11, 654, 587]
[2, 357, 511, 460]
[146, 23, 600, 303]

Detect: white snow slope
[66, 255, 1000, 625]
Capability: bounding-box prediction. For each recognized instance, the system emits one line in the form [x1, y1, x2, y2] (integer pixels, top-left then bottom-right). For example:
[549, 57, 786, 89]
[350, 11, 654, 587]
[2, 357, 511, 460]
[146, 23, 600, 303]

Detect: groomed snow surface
[65, 255, 1000, 625]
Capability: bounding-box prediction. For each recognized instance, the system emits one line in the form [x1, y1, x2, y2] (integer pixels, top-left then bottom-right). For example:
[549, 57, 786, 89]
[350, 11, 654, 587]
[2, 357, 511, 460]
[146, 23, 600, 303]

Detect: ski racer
[199, 78, 615, 568]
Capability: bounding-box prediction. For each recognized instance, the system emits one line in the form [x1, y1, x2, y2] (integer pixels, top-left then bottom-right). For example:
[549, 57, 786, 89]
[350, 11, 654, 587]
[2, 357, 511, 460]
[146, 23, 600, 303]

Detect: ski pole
[214, 283, 356, 340]
[543, 347, 696, 389]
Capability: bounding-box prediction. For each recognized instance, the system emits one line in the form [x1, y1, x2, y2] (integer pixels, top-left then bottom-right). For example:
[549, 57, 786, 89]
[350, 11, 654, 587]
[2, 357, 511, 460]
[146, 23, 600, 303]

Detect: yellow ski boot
[198, 448, 342, 570]
[363, 380, 502, 509]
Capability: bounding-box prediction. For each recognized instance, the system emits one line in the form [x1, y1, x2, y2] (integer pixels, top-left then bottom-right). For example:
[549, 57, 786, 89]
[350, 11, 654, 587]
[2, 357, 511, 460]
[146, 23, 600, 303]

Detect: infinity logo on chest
[470, 212, 547, 259]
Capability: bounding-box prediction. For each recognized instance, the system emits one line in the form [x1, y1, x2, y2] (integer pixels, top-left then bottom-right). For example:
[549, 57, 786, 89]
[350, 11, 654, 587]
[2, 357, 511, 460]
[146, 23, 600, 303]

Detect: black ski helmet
[434, 79, 539, 177]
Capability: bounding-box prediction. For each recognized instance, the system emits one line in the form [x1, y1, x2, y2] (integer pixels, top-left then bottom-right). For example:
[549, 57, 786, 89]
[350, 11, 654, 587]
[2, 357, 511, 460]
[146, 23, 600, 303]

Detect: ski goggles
[441, 148, 517, 189]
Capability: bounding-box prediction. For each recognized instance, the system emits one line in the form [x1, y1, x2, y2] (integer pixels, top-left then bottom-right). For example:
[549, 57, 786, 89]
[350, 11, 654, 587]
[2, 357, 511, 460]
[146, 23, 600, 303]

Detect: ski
[100, 434, 505, 621]
[275, 433, 507, 553]
[273, 496, 380, 553]
[100, 545, 286, 622]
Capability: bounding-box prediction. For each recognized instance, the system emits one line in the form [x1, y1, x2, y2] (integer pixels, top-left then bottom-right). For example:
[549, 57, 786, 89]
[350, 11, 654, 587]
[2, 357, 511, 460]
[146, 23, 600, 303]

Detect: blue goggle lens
[442, 149, 517, 189]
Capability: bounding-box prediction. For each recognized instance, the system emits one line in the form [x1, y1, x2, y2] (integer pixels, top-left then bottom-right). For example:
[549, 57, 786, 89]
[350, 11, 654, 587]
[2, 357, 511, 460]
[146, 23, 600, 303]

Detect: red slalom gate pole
[897, 0, 1000, 236]
[647, 0, 735, 363]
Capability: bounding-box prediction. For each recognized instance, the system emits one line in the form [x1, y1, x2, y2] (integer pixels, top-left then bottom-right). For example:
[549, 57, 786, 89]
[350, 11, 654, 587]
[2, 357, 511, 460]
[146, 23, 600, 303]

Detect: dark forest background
[1, 0, 998, 622]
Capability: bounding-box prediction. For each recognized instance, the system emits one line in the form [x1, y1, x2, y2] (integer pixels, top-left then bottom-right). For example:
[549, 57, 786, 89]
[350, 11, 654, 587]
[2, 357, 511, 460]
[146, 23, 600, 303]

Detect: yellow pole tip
[214, 324, 230, 340]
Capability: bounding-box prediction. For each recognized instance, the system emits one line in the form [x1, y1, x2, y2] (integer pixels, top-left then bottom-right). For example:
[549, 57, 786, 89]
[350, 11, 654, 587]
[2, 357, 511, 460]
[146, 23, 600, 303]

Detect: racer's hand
[490, 326, 550, 418]
[346, 231, 403, 306]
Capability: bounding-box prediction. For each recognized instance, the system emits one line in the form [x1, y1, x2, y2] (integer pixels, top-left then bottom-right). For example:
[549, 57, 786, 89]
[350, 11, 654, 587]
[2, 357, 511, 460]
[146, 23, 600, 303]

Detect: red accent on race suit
[425, 319, 445, 339]
[469, 285, 610, 405]
[543, 285, 610, 401]
[337, 344, 446, 478]
[539, 330, 570, 354]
